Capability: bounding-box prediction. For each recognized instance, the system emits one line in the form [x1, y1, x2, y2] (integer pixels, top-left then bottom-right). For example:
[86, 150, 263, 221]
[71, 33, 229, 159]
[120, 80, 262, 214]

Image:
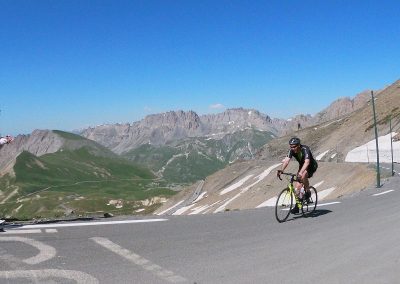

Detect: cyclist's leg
[303, 171, 310, 191]
[303, 168, 316, 200]
[304, 162, 317, 189]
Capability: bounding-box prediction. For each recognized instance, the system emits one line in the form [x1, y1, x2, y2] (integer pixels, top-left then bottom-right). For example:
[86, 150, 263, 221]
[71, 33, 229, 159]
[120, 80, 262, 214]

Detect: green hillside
[0, 133, 175, 220]
[124, 129, 274, 182]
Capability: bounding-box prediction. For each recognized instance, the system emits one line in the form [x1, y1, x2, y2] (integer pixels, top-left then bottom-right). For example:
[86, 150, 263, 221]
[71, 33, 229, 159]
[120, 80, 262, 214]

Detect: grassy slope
[1, 140, 175, 219]
[124, 129, 274, 183]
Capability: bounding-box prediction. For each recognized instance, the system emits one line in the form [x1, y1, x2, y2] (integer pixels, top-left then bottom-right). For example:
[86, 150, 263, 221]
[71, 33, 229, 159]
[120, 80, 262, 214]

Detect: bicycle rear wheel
[301, 186, 317, 216]
[275, 188, 293, 223]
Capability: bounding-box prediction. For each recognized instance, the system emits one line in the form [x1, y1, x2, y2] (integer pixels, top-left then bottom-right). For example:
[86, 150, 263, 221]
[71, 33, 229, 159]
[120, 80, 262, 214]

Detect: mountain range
[0, 83, 391, 219]
[80, 89, 374, 155]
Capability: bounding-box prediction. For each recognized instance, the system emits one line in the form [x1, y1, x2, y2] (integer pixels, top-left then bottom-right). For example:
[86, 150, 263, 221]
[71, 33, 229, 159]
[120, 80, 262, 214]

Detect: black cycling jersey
[287, 144, 318, 173]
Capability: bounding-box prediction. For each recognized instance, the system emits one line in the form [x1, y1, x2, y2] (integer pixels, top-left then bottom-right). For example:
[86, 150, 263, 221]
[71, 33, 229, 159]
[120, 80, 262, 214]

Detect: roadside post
[371, 91, 381, 188]
[389, 115, 394, 176]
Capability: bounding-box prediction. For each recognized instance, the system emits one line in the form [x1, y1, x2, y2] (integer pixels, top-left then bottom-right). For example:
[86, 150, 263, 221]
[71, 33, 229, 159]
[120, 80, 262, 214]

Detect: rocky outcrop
[314, 90, 374, 123]
[0, 130, 113, 177]
[81, 108, 280, 154]
[0, 130, 64, 176]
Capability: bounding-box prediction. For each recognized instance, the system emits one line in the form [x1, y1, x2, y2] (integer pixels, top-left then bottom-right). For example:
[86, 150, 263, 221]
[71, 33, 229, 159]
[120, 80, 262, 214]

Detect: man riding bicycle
[277, 137, 318, 214]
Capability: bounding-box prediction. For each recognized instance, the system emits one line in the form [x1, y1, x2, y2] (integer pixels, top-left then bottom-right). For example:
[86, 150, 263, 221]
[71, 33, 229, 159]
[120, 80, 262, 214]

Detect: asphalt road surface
[1, 172, 400, 284]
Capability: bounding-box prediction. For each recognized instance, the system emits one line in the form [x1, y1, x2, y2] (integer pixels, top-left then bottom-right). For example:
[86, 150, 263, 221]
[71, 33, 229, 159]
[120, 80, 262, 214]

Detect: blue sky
[1, 0, 400, 136]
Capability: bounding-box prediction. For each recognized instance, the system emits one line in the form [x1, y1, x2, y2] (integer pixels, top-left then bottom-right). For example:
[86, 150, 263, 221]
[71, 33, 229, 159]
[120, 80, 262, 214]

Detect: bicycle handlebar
[277, 171, 302, 183]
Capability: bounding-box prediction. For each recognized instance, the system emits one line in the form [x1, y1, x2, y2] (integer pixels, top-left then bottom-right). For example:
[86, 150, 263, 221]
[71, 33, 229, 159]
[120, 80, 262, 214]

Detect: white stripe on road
[91, 237, 187, 283]
[12, 219, 167, 229]
[0, 237, 56, 265]
[0, 269, 98, 283]
[373, 190, 394, 196]
[281, 201, 342, 211]
[317, 201, 341, 207]
[1, 229, 58, 234]
[2, 229, 43, 234]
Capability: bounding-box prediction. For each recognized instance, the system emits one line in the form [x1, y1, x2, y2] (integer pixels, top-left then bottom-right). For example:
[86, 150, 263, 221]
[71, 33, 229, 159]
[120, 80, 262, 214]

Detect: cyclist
[277, 137, 318, 214]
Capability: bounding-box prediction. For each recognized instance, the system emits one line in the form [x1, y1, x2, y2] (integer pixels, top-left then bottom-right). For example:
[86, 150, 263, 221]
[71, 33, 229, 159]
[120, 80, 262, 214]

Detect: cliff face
[313, 90, 373, 123]
[81, 108, 279, 154]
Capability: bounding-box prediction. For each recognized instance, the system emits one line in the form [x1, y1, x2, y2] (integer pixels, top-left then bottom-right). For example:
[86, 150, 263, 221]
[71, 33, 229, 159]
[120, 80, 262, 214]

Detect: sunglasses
[290, 145, 299, 149]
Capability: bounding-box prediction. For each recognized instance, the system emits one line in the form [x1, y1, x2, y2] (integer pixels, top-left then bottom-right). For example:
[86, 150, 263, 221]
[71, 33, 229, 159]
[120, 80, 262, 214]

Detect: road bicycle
[275, 172, 318, 223]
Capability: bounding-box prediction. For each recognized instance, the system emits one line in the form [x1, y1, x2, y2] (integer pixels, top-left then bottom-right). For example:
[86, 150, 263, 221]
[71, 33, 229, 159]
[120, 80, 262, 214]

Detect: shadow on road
[291, 209, 332, 221]
[306, 209, 332, 218]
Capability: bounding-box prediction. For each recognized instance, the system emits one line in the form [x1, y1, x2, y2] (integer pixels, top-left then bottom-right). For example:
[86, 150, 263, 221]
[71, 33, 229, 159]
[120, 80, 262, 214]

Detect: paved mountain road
[1, 174, 400, 283]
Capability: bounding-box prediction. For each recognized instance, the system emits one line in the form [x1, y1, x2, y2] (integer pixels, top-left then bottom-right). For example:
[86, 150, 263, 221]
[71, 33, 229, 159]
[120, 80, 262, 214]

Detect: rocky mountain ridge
[80, 91, 376, 155]
[80, 108, 278, 154]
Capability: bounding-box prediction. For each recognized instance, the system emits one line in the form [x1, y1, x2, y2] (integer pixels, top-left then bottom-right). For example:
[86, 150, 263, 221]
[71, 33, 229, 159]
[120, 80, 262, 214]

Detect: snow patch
[256, 196, 277, 208]
[214, 192, 242, 213]
[220, 175, 254, 195]
[318, 187, 336, 200]
[345, 132, 400, 163]
[172, 203, 196, 215]
[313, 181, 325, 188]
[316, 150, 330, 161]
[254, 163, 282, 182]
[156, 200, 184, 215]
[193, 191, 207, 203]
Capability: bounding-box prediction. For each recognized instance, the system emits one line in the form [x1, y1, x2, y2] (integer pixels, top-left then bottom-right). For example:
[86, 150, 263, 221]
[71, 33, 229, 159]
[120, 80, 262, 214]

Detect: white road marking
[11, 219, 167, 229]
[317, 201, 341, 207]
[0, 236, 56, 264]
[373, 190, 394, 196]
[0, 269, 98, 283]
[280, 202, 341, 211]
[2, 229, 42, 234]
[2, 228, 58, 234]
[91, 237, 187, 283]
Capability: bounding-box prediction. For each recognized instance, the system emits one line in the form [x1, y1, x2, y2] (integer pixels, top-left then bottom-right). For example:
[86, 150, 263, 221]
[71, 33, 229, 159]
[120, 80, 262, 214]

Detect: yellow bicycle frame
[288, 182, 303, 209]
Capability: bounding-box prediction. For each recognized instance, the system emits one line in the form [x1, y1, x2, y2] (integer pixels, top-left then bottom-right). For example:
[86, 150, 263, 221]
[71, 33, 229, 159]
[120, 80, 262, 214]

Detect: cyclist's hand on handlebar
[277, 170, 283, 180]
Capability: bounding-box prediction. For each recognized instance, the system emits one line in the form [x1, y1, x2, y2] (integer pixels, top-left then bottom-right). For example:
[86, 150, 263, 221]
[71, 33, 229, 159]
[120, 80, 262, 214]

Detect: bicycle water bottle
[299, 187, 305, 199]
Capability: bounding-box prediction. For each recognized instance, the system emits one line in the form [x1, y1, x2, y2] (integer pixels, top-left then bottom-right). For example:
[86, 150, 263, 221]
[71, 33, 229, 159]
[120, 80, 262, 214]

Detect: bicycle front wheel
[275, 188, 293, 223]
[301, 186, 318, 216]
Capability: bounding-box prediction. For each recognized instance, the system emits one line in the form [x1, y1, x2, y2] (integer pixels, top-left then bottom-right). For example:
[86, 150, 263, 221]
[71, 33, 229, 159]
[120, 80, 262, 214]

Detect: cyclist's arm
[299, 158, 310, 177]
[280, 157, 290, 172]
